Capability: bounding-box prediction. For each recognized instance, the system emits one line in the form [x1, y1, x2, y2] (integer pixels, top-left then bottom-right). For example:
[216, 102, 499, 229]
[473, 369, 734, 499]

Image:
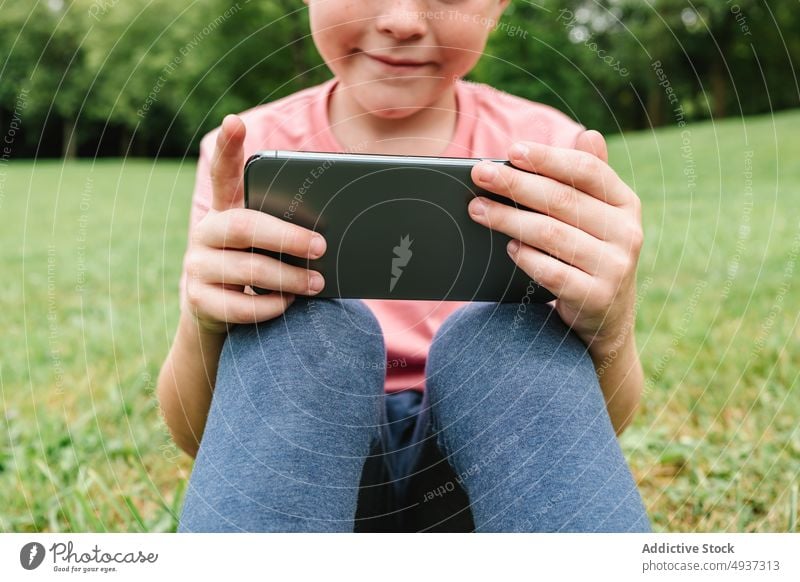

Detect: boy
[158, 0, 649, 531]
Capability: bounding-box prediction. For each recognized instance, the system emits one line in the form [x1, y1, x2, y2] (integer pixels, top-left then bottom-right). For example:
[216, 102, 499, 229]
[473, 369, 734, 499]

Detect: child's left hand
[468, 130, 643, 357]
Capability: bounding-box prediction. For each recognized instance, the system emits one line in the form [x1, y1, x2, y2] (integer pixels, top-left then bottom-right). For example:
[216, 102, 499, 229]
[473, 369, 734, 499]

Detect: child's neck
[328, 80, 457, 157]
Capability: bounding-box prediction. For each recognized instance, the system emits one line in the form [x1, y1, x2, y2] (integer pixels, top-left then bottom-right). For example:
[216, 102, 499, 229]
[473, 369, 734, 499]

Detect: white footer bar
[2, 533, 798, 581]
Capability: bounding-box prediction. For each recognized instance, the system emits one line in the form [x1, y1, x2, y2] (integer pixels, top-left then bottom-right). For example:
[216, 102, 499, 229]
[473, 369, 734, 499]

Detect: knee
[426, 301, 600, 426]
[296, 295, 386, 371]
[214, 297, 386, 432]
[221, 296, 386, 398]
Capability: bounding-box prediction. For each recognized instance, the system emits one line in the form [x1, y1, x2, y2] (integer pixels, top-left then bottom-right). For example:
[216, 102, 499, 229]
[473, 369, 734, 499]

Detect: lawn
[1, 110, 798, 532]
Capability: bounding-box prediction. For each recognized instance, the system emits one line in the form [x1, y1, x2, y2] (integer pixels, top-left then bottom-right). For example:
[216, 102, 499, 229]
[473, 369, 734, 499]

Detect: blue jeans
[177, 296, 651, 532]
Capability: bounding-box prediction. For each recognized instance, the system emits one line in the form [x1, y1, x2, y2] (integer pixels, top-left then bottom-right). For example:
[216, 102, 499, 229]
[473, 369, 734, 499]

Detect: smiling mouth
[360, 50, 433, 68]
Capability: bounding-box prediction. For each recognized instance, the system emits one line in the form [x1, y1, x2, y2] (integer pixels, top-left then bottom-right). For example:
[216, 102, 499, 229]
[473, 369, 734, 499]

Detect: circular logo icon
[20, 542, 46, 570]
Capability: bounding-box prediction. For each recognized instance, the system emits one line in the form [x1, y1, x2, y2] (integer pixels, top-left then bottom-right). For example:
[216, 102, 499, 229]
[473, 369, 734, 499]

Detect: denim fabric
[424, 301, 651, 532]
[177, 296, 385, 532]
[353, 389, 475, 532]
[178, 296, 651, 532]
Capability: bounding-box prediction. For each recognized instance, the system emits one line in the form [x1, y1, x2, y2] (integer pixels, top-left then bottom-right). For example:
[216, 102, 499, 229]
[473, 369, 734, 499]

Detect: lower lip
[365, 53, 431, 73]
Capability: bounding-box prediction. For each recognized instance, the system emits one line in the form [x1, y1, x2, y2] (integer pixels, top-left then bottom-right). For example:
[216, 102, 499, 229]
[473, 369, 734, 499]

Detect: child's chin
[356, 83, 439, 109]
[364, 97, 431, 119]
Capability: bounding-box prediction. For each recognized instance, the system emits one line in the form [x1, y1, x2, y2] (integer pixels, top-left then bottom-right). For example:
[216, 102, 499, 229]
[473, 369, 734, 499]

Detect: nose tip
[375, 6, 427, 41]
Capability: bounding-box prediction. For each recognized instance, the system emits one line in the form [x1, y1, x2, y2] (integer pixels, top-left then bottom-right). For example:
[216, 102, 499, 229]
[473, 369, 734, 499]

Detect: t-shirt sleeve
[533, 101, 586, 149]
[520, 101, 586, 151]
[552, 113, 586, 149]
[177, 132, 215, 312]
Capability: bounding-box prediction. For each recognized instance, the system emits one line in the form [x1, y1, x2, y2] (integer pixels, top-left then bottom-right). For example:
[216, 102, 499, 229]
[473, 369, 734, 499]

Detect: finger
[469, 197, 616, 276]
[471, 160, 618, 241]
[190, 284, 296, 324]
[211, 114, 246, 211]
[504, 137, 634, 207]
[198, 208, 327, 259]
[507, 239, 596, 305]
[574, 130, 644, 221]
[575, 129, 608, 164]
[194, 248, 325, 296]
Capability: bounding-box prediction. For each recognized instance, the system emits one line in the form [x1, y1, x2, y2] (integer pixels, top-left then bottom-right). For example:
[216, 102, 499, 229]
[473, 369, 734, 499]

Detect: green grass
[1, 111, 799, 532]
[0, 158, 194, 532]
[610, 110, 800, 531]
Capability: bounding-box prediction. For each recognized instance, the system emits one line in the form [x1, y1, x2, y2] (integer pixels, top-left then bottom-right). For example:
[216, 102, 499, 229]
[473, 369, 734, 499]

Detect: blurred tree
[0, 0, 94, 158]
[81, 0, 189, 155]
[178, 0, 323, 148]
[0, 0, 797, 157]
[476, 0, 606, 129]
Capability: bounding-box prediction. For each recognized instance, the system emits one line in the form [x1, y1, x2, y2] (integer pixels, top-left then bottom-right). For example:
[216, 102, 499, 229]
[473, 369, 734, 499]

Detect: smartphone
[243, 150, 555, 303]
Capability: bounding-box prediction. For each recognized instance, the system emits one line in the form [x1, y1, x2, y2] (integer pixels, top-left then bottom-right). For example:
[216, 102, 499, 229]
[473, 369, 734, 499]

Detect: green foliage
[479, 0, 798, 131]
[1, 0, 797, 156]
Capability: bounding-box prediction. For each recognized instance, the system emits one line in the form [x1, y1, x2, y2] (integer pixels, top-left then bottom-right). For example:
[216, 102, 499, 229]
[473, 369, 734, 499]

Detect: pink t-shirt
[179, 76, 585, 393]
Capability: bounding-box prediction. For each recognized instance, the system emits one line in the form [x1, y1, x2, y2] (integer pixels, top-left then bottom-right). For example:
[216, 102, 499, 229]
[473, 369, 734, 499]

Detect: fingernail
[507, 240, 520, 256]
[477, 163, 497, 183]
[470, 198, 487, 216]
[309, 273, 324, 293]
[310, 235, 325, 257]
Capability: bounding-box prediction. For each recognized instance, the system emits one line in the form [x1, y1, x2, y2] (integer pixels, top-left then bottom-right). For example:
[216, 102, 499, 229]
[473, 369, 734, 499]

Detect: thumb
[574, 129, 608, 164]
[210, 114, 246, 211]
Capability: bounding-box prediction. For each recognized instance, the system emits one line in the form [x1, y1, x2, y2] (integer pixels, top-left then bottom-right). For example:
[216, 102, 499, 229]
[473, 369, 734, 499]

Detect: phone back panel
[244, 151, 555, 303]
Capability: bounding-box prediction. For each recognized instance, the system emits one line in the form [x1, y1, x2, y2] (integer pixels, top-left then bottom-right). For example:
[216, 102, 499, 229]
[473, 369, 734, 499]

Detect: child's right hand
[183, 114, 327, 335]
